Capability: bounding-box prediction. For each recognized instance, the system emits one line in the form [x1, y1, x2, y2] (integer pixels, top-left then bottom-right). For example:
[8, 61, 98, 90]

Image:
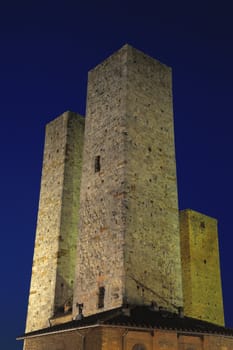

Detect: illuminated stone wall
[23, 327, 233, 350]
[180, 209, 225, 325]
[73, 44, 183, 317]
[25, 111, 84, 332]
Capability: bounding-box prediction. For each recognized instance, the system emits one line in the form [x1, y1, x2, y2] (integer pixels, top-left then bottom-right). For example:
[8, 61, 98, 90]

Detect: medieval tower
[25, 112, 85, 332]
[19, 45, 230, 350]
[73, 44, 183, 316]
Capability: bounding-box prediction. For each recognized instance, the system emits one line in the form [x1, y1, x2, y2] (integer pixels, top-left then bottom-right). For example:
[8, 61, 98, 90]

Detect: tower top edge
[46, 111, 85, 127]
[88, 43, 172, 74]
[180, 208, 218, 222]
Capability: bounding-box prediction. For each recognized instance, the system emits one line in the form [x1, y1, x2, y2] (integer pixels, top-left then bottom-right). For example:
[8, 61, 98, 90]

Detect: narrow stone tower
[26, 111, 84, 332]
[180, 209, 225, 325]
[73, 44, 183, 317]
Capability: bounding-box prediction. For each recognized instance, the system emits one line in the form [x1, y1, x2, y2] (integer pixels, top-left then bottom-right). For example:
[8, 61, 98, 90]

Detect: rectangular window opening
[95, 155, 101, 172]
[98, 286, 105, 308]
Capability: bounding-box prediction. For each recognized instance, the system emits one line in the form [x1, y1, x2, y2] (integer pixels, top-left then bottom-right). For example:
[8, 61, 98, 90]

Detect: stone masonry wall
[124, 46, 183, 310]
[73, 45, 128, 317]
[73, 44, 183, 317]
[23, 327, 233, 350]
[23, 328, 101, 350]
[26, 111, 84, 332]
[55, 113, 84, 312]
[179, 209, 224, 325]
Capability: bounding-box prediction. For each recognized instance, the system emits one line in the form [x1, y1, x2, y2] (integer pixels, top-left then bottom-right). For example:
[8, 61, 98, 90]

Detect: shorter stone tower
[25, 111, 84, 332]
[180, 209, 224, 325]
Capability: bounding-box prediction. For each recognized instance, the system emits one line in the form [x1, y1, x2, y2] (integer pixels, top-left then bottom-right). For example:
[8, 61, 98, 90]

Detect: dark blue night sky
[1, 1, 233, 349]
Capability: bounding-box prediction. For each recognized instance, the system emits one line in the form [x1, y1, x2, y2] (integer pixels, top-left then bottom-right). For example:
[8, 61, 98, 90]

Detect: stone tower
[180, 209, 224, 325]
[72, 44, 183, 317]
[25, 111, 84, 332]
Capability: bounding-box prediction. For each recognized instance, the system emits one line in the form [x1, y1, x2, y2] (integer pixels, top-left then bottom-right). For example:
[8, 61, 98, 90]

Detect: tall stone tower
[25, 111, 84, 332]
[72, 44, 183, 317]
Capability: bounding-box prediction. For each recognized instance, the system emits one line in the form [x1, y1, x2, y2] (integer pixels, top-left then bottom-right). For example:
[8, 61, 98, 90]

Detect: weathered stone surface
[180, 209, 225, 325]
[73, 44, 183, 318]
[26, 111, 84, 332]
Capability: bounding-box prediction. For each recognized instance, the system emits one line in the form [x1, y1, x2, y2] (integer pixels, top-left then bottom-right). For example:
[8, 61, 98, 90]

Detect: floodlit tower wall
[73, 45, 183, 317]
[26, 111, 84, 332]
[180, 209, 225, 326]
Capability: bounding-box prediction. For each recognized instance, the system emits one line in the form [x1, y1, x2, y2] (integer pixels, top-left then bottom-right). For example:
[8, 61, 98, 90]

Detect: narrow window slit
[98, 286, 105, 308]
[95, 155, 101, 172]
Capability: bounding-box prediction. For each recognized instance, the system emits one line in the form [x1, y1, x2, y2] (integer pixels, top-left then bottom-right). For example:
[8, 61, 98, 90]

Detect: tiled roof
[18, 305, 233, 339]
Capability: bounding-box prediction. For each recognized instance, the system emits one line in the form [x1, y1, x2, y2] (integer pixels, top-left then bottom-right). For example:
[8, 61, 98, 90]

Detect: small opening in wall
[200, 221, 205, 229]
[95, 155, 101, 172]
[98, 286, 105, 309]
